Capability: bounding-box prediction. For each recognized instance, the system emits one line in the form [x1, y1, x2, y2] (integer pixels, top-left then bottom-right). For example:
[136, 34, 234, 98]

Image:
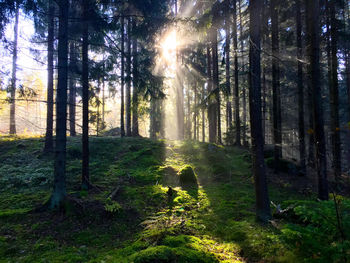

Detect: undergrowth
[0, 136, 349, 262]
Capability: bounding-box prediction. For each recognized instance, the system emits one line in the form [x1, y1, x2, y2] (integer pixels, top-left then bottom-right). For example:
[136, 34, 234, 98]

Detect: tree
[212, 27, 221, 144]
[233, 0, 241, 146]
[239, 0, 248, 146]
[126, 17, 132, 137]
[132, 19, 139, 137]
[81, 0, 90, 190]
[249, 0, 271, 222]
[68, 42, 77, 137]
[207, 40, 216, 143]
[48, 0, 69, 208]
[175, 0, 184, 141]
[44, 0, 55, 152]
[328, 0, 341, 184]
[9, 1, 19, 135]
[224, 2, 232, 135]
[295, 0, 306, 175]
[120, 15, 125, 137]
[271, 0, 282, 163]
[305, 0, 328, 200]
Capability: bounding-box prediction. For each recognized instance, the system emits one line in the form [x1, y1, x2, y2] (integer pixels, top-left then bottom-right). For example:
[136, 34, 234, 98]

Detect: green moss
[178, 165, 197, 187]
[129, 245, 219, 263]
[129, 246, 176, 263]
[1, 136, 344, 263]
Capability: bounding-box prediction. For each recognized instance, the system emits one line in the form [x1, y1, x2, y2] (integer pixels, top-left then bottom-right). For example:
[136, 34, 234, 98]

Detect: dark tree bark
[249, 0, 271, 222]
[186, 86, 191, 139]
[102, 65, 105, 126]
[150, 98, 156, 139]
[120, 16, 125, 137]
[81, 0, 90, 190]
[233, 0, 241, 145]
[262, 0, 269, 143]
[328, 0, 341, 184]
[271, 0, 282, 163]
[194, 81, 197, 140]
[225, 6, 232, 134]
[305, 0, 328, 200]
[68, 42, 77, 137]
[212, 28, 221, 144]
[239, 0, 247, 146]
[202, 82, 206, 142]
[296, 0, 306, 175]
[346, 2, 350, 121]
[207, 43, 217, 143]
[308, 92, 315, 167]
[126, 17, 132, 137]
[132, 19, 139, 137]
[345, 1, 350, 172]
[49, 0, 68, 208]
[44, 0, 55, 152]
[9, 3, 19, 135]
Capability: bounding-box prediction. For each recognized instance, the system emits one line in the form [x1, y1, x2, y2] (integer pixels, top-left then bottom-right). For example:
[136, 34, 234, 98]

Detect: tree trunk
[132, 19, 139, 137]
[126, 17, 132, 137]
[296, 0, 306, 176]
[202, 82, 206, 142]
[271, 0, 282, 163]
[239, 0, 247, 146]
[225, 9, 232, 134]
[175, 1, 184, 140]
[262, 0, 269, 144]
[212, 29, 221, 144]
[305, 0, 328, 200]
[49, 0, 68, 209]
[69, 42, 77, 137]
[328, 0, 341, 184]
[249, 0, 271, 222]
[207, 43, 217, 143]
[120, 16, 125, 137]
[194, 81, 197, 140]
[150, 99, 156, 139]
[81, 0, 90, 190]
[102, 62, 105, 126]
[233, 0, 241, 146]
[345, 1, 350, 173]
[186, 86, 191, 139]
[44, 0, 55, 152]
[9, 3, 19, 135]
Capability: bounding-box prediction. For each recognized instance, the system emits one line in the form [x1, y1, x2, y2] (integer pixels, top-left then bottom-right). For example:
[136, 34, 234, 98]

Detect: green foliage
[281, 199, 350, 262]
[104, 198, 122, 214]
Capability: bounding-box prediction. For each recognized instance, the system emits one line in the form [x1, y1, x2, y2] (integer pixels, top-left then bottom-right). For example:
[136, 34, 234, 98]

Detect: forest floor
[0, 136, 349, 263]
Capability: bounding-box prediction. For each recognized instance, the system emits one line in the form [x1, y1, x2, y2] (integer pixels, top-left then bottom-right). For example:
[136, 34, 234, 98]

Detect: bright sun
[161, 30, 177, 65]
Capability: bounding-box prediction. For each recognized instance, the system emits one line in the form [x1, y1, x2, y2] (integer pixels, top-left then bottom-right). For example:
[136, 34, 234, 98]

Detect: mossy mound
[178, 165, 197, 187]
[129, 245, 218, 263]
[266, 157, 300, 175]
[160, 166, 179, 187]
[101, 127, 121, 136]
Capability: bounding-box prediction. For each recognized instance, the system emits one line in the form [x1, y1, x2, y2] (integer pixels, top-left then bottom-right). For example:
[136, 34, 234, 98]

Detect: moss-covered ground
[0, 136, 349, 262]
